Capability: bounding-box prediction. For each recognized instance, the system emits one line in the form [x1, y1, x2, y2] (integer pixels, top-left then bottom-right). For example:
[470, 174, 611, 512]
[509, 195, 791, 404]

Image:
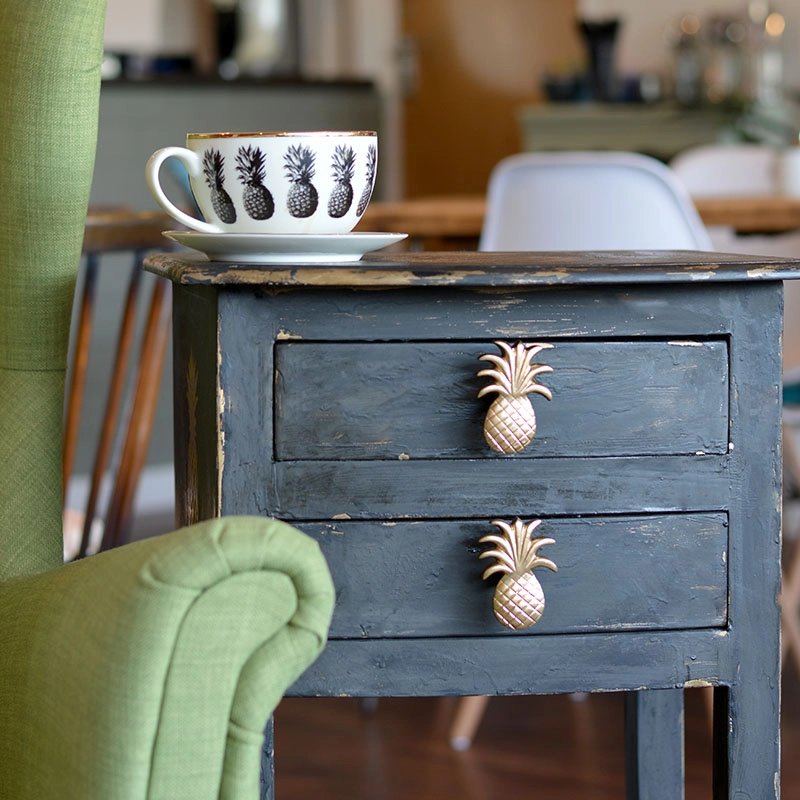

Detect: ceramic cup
[145, 131, 378, 235]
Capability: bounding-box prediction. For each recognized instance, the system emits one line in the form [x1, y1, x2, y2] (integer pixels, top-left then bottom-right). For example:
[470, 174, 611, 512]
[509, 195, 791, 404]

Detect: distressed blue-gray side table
[146, 249, 799, 799]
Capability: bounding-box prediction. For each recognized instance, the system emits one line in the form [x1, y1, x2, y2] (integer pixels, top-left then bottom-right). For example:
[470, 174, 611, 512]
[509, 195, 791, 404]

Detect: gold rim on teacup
[186, 131, 377, 139]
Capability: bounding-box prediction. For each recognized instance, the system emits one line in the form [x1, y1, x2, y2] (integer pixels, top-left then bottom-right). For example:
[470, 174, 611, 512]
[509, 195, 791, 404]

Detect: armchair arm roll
[0, 516, 334, 800]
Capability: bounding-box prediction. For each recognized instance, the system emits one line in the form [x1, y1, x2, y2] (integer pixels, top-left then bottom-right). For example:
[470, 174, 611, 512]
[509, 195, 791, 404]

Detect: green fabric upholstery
[0, 517, 335, 799]
[0, 0, 106, 575]
[0, 0, 335, 797]
[0, 369, 64, 580]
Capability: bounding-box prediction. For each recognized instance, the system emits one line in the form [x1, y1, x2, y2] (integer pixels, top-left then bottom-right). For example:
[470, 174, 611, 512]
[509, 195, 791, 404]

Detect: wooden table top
[357, 196, 487, 238]
[146, 249, 800, 289]
[693, 195, 800, 234]
[357, 194, 800, 240]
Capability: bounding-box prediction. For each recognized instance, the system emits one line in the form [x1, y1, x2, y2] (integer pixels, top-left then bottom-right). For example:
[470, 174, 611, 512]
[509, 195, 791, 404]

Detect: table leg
[712, 683, 780, 799]
[260, 716, 275, 800]
[624, 688, 685, 800]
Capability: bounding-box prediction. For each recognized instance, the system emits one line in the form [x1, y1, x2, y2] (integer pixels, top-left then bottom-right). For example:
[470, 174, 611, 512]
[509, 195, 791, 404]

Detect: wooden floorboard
[274, 666, 800, 798]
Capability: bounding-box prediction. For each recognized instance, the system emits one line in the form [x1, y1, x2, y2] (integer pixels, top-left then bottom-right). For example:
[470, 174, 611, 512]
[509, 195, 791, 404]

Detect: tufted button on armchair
[0, 2, 334, 798]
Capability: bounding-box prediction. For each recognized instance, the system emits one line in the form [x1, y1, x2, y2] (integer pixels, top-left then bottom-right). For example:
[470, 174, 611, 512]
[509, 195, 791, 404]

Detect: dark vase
[216, 9, 238, 63]
[578, 19, 621, 102]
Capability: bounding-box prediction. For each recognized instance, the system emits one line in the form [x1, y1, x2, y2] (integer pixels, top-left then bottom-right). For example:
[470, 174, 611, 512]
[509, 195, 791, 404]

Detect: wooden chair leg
[63, 254, 99, 499]
[102, 275, 171, 550]
[449, 695, 490, 750]
[67, 213, 178, 558]
[76, 260, 145, 558]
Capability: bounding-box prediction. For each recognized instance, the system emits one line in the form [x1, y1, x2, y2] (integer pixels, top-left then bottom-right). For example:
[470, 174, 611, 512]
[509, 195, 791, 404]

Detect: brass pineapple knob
[479, 518, 557, 630]
[478, 341, 553, 454]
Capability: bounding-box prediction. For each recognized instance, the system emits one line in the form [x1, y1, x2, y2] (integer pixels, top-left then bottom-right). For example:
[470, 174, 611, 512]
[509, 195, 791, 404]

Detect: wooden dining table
[694, 195, 800, 234]
[93, 195, 800, 254]
[357, 194, 800, 249]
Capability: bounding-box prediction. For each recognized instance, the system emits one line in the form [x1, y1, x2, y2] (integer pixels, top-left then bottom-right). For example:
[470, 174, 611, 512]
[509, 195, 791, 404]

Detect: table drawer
[297, 512, 728, 639]
[274, 339, 729, 460]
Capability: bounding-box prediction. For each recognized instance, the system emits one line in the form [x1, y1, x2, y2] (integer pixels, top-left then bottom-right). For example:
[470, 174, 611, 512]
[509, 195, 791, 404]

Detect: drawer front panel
[274, 340, 728, 460]
[272, 455, 730, 520]
[297, 513, 728, 639]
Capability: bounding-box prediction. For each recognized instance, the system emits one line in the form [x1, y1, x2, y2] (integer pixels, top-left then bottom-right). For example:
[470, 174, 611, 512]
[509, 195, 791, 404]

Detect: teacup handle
[145, 147, 223, 234]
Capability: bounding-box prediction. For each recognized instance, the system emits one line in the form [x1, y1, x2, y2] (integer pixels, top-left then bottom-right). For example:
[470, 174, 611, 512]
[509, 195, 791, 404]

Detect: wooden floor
[274, 666, 800, 799]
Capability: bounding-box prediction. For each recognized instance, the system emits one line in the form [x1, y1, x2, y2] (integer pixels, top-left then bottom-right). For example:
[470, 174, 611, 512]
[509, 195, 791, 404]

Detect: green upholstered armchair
[0, 2, 334, 798]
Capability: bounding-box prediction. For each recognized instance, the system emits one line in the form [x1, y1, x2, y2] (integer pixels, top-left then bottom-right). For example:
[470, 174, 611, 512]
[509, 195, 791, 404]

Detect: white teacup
[145, 131, 378, 235]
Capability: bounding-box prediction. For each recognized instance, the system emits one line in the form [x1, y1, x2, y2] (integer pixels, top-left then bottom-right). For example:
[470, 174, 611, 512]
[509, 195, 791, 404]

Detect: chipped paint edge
[216, 324, 225, 517]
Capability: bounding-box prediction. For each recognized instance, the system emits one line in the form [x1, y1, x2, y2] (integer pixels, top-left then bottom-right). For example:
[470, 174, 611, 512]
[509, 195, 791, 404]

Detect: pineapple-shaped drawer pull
[479, 518, 557, 631]
[478, 341, 553, 454]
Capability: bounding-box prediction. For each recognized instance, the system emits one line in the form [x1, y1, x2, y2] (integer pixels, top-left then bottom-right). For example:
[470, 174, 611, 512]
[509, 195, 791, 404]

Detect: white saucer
[163, 230, 407, 264]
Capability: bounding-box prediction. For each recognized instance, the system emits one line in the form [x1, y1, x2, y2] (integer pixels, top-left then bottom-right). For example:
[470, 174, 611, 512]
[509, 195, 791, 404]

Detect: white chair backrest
[670, 144, 800, 373]
[480, 151, 712, 252]
[670, 143, 779, 197]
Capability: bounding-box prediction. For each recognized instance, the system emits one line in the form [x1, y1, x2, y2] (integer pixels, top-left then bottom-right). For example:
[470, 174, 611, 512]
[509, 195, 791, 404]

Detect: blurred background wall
[102, 0, 800, 197]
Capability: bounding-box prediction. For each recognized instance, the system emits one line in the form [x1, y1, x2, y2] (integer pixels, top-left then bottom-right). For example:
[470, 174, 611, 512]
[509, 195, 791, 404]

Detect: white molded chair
[451, 150, 713, 751]
[479, 151, 713, 252]
[670, 144, 800, 680]
[670, 142, 800, 369]
[670, 142, 778, 197]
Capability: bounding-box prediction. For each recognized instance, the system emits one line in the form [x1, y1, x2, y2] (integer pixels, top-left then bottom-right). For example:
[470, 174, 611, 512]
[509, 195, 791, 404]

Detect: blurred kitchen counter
[91, 77, 382, 211]
[517, 103, 736, 162]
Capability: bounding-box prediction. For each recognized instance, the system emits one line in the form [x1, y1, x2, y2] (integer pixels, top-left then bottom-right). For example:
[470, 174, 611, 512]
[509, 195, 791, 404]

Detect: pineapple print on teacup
[357, 144, 377, 216]
[284, 144, 319, 218]
[327, 144, 356, 218]
[201, 149, 237, 224]
[235, 145, 274, 220]
[146, 131, 379, 236]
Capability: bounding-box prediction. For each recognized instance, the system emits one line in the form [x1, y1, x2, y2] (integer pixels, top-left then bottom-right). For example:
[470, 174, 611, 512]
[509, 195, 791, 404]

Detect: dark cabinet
[148, 249, 796, 798]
